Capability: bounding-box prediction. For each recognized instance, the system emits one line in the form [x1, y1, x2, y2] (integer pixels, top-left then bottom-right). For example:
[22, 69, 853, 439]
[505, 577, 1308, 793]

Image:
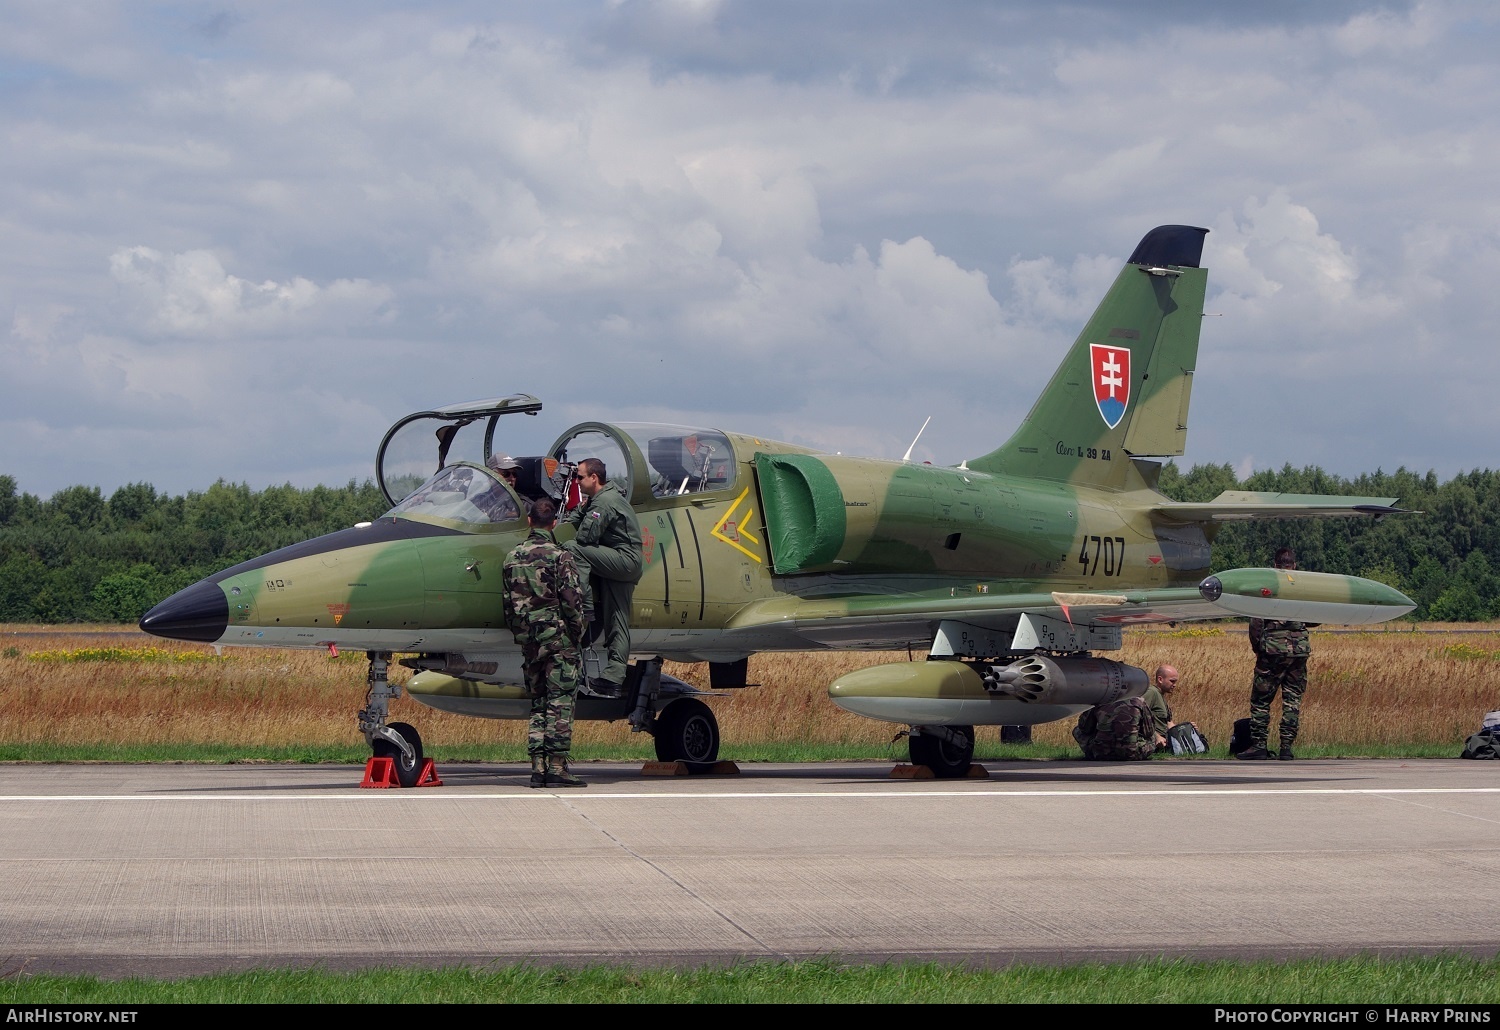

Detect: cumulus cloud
[3, 1, 1500, 497]
[107, 247, 393, 337]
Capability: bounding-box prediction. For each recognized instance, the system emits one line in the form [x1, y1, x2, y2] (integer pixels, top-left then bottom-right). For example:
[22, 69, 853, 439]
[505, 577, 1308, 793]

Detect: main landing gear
[622, 659, 723, 774]
[652, 696, 721, 773]
[908, 724, 976, 779]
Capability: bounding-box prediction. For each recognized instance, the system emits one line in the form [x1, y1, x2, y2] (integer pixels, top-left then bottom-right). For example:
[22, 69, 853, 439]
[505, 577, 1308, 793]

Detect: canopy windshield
[382, 463, 522, 526]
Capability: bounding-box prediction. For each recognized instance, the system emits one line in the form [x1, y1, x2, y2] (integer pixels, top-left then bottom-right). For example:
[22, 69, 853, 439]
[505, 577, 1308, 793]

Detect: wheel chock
[890, 764, 935, 779]
[640, 760, 741, 776]
[360, 756, 401, 788]
[890, 764, 990, 780]
[413, 759, 444, 787]
[359, 756, 445, 788]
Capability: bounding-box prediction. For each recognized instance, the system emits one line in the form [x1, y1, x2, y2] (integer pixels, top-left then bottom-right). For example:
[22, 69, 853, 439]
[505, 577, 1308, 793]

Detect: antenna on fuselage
[902, 417, 932, 463]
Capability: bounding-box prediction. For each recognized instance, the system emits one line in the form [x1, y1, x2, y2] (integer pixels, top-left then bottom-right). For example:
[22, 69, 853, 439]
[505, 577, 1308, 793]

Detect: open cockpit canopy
[376, 394, 544, 506]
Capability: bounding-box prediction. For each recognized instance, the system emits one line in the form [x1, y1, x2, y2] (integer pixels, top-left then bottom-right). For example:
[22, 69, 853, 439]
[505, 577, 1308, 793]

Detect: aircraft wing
[722, 569, 1415, 650]
[1153, 491, 1414, 522]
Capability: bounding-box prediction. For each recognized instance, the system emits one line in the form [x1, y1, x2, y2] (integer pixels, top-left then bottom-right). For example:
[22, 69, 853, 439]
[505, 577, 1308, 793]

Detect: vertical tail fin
[967, 225, 1208, 487]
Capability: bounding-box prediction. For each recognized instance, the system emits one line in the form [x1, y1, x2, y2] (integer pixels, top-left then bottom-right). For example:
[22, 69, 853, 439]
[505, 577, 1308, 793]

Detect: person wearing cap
[488, 453, 531, 514]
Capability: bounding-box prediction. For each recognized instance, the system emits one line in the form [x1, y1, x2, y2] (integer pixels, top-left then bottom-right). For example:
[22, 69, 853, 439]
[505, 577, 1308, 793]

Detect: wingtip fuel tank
[1199, 569, 1416, 624]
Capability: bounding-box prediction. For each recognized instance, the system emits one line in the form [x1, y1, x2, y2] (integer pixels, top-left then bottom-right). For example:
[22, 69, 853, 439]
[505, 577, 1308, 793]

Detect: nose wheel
[372, 721, 424, 788]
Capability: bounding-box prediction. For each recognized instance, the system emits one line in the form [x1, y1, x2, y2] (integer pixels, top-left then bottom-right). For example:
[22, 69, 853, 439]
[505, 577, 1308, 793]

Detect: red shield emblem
[1090, 343, 1130, 429]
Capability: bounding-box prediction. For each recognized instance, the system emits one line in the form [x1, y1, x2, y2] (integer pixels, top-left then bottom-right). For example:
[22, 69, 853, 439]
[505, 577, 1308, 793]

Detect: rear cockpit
[552, 423, 736, 502]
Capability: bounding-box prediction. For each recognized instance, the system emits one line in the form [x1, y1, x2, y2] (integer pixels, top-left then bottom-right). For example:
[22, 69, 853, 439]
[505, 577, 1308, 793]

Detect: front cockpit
[382, 463, 522, 526]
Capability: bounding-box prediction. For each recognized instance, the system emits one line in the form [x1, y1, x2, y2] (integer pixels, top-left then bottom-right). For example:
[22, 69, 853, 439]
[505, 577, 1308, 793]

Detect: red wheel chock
[359, 757, 444, 788]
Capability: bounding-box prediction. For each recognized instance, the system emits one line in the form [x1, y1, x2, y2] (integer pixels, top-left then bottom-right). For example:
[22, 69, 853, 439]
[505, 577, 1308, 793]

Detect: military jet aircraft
[140, 224, 1415, 781]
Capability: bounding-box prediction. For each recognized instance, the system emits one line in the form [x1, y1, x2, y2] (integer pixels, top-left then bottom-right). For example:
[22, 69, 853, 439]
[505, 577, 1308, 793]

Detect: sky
[3, 0, 1498, 501]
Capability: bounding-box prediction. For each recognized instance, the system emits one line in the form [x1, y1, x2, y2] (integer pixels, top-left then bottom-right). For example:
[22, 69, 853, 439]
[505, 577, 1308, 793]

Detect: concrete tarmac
[3, 758, 1499, 978]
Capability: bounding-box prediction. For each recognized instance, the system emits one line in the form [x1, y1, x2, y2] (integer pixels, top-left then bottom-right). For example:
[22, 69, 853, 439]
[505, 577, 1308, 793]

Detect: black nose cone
[139, 580, 229, 643]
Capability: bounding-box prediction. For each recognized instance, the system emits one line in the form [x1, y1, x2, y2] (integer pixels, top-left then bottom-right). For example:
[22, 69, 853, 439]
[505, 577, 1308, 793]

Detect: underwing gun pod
[140, 226, 1415, 784]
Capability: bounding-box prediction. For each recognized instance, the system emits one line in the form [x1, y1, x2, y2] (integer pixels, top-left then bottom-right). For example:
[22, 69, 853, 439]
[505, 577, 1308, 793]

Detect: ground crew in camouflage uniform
[1072, 695, 1156, 761]
[502, 496, 589, 788]
[562, 457, 643, 697]
[1238, 546, 1314, 762]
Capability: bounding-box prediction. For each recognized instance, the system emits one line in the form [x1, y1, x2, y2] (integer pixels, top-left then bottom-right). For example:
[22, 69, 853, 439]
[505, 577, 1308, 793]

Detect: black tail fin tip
[1128, 225, 1209, 269]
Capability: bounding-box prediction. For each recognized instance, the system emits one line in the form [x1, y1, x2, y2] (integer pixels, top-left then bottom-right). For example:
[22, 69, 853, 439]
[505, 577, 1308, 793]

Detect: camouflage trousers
[524, 647, 581, 757]
[1079, 738, 1155, 762]
[1248, 654, 1308, 751]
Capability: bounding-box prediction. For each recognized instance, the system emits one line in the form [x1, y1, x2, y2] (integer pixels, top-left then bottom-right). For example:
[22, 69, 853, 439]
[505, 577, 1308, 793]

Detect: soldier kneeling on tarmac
[1073, 696, 1156, 761]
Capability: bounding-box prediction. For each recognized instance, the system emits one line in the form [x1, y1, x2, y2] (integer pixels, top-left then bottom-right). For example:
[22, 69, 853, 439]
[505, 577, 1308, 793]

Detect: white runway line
[2, 787, 1499, 802]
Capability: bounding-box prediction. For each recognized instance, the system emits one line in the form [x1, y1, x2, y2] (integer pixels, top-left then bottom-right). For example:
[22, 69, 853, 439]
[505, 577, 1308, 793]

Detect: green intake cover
[755, 452, 846, 574]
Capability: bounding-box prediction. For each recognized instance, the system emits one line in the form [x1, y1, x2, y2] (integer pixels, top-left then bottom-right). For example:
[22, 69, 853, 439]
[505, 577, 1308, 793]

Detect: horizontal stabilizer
[1155, 491, 1414, 522]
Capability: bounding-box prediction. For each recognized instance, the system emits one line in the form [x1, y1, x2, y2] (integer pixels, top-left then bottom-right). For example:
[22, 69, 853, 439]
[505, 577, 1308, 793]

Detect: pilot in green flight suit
[562, 457, 643, 696]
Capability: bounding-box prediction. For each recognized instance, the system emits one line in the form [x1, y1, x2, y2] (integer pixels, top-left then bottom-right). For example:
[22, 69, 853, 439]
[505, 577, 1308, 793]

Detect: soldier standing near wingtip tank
[502, 496, 589, 788]
[1237, 546, 1315, 762]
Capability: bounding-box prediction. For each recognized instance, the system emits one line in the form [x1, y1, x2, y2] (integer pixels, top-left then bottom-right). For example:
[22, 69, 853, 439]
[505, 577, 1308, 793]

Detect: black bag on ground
[1229, 718, 1253, 755]
[1460, 730, 1499, 760]
[1167, 722, 1209, 755]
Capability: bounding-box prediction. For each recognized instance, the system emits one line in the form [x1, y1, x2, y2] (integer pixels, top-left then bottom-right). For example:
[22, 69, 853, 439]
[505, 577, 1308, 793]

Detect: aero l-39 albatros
[141, 225, 1415, 781]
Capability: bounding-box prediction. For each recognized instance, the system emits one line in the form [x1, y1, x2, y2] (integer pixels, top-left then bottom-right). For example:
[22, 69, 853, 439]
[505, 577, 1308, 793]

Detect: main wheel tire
[653, 698, 720, 773]
[372, 721, 424, 788]
[909, 724, 975, 779]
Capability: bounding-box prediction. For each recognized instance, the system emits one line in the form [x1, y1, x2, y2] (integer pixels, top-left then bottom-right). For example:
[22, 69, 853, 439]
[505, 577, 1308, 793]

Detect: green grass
[4, 955, 1499, 1003]
[0, 740, 1467, 764]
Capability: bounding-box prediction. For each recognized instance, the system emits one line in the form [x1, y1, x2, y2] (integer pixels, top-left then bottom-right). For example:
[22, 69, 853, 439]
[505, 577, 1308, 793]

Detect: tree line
[1, 463, 1496, 623]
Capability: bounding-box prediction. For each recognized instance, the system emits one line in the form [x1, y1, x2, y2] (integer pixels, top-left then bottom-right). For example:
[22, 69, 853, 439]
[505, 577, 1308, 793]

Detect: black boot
[544, 755, 587, 788]
[529, 755, 547, 788]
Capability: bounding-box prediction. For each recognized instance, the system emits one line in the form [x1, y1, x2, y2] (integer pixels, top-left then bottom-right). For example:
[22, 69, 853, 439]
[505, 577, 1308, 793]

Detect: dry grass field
[2, 623, 1498, 756]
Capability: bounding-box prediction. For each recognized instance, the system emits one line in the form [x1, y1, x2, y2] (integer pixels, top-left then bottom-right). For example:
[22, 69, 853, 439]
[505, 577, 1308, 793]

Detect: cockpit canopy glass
[626, 425, 735, 497]
[549, 423, 736, 501]
[382, 463, 521, 526]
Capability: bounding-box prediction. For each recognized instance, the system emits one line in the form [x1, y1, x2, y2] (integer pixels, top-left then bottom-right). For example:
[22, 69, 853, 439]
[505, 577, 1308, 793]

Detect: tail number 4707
[1078, 535, 1125, 576]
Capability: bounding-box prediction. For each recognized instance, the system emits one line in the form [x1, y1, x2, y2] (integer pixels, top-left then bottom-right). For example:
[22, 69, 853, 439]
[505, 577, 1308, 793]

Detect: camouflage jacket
[565, 483, 643, 565]
[1073, 696, 1155, 760]
[502, 530, 587, 654]
[1249, 618, 1311, 658]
